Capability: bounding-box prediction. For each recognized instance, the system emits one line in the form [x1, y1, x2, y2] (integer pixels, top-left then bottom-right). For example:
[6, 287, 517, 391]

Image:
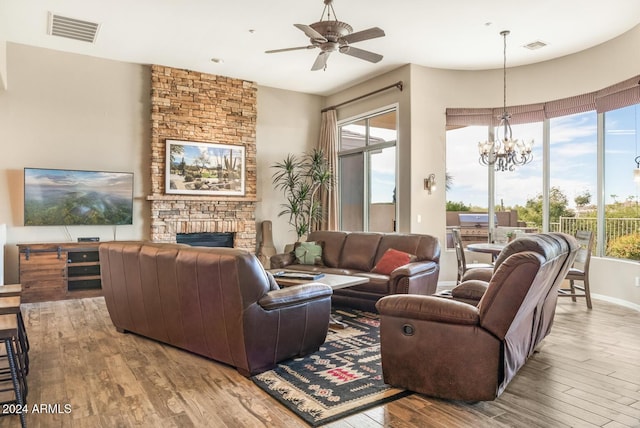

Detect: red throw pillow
[372, 248, 413, 275]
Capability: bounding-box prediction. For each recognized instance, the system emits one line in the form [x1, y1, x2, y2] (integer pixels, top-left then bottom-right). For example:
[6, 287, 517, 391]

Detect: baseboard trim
[592, 293, 640, 312]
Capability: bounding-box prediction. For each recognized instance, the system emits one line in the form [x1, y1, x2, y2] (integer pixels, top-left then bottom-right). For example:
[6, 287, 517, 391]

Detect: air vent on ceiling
[48, 12, 100, 43]
[523, 40, 547, 50]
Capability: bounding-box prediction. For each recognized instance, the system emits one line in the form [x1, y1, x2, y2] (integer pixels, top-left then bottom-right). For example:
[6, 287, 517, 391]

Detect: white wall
[255, 86, 323, 253]
[0, 43, 151, 284]
[590, 258, 640, 309]
[0, 41, 7, 91]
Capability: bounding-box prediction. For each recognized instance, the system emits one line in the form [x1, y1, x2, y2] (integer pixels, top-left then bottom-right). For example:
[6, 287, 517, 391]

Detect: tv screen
[24, 168, 134, 226]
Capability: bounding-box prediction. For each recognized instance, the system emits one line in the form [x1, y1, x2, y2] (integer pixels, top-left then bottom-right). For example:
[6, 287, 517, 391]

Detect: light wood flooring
[1, 296, 639, 427]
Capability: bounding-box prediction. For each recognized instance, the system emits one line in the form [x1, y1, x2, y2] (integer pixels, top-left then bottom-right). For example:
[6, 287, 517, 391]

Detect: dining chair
[558, 229, 594, 309]
[452, 228, 493, 284]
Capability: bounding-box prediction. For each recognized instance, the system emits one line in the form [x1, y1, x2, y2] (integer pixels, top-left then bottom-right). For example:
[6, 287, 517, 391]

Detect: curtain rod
[321, 81, 403, 113]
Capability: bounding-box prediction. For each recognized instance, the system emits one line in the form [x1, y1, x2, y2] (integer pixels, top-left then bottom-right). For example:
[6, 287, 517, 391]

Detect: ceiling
[1, 0, 639, 96]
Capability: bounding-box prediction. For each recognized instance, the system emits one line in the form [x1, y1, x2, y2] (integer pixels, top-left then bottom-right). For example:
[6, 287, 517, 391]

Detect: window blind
[446, 74, 640, 126]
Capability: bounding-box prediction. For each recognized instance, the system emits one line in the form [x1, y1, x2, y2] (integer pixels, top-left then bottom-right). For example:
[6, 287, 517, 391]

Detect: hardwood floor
[1, 296, 639, 427]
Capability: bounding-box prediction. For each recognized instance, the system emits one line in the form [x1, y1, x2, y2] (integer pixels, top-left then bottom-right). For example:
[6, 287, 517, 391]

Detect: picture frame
[165, 139, 245, 196]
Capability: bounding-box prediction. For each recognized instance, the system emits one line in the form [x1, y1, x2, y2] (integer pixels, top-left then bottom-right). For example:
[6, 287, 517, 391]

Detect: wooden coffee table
[269, 270, 369, 328]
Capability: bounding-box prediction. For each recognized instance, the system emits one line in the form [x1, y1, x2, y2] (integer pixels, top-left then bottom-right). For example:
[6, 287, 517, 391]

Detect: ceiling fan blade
[265, 45, 315, 54]
[339, 46, 383, 63]
[341, 27, 385, 44]
[294, 24, 327, 43]
[311, 52, 331, 71]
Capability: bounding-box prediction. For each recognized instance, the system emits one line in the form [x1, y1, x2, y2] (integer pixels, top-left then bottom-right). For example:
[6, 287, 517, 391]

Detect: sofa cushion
[307, 231, 348, 268]
[294, 241, 323, 265]
[375, 233, 441, 264]
[340, 233, 383, 271]
[372, 248, 414, 275]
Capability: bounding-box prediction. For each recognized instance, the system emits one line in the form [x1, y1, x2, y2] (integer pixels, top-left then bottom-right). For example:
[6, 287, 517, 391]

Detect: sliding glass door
[338, 108, 397, 232]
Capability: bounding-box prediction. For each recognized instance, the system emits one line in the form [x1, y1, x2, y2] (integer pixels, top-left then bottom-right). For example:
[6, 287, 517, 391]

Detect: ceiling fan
[265, 0, 385, 71]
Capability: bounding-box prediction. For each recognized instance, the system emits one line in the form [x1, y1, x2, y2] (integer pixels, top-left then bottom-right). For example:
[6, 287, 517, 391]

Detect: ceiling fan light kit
[265, 0, 385, 71]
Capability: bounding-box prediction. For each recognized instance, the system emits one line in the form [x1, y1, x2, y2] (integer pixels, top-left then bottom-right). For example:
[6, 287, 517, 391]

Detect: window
[338, 109, 397, 232]
[445, 126, 490, 249]
[603, 105, 640, 260]
[494, 122, 543, 226]
[548, 111, 597, 235]
[445, 123, 542, 248]
[445, 126, 489, 211]
[445, 101, 640, 261]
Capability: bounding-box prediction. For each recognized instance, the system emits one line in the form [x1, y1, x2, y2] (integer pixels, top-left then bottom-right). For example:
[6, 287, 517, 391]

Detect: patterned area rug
[252, 307, 411, 426]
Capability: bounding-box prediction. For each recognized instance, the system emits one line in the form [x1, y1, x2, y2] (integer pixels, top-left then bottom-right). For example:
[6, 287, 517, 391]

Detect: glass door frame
[337, 105, 399, 232]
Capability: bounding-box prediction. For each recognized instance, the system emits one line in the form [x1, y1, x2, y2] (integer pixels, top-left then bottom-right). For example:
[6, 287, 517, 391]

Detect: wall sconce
[635, 156, 640, 183]
[424, 174, 436, 194]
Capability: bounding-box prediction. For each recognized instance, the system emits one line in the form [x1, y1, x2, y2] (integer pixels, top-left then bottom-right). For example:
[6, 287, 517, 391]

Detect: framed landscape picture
[165, 139, 245, 196]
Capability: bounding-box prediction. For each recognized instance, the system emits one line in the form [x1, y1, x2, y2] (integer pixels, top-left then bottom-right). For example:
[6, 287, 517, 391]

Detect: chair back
[573, 230, 594, 272]
[452, 228, 466, 282]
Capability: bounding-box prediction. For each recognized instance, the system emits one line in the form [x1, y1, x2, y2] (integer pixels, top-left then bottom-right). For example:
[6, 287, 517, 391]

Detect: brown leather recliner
[100, 241, 333, 376]
[375, 233, 578, 401]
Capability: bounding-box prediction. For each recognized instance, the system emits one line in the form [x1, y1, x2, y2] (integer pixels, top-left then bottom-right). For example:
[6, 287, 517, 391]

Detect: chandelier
[479, 30, 533, 172]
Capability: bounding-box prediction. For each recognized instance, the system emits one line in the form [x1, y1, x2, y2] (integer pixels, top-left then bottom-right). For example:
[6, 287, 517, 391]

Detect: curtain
[317, 109, 338, 231]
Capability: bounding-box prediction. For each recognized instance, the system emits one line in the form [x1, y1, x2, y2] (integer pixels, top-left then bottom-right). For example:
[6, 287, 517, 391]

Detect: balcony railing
[550, 217, 640, 258]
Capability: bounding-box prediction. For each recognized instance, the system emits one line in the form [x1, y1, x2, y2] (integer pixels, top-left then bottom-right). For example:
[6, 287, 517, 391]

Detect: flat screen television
[24, 168, 134, 226]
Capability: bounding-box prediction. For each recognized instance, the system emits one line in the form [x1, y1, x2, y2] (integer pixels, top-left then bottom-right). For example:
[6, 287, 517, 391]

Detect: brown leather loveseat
[271, 231, 441, 311]
[376, 233, 577, 401]
[99, 241, 333, 376]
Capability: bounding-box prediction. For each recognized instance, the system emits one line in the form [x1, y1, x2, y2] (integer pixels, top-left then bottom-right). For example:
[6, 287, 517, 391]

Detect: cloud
[550, 114, 597, 144]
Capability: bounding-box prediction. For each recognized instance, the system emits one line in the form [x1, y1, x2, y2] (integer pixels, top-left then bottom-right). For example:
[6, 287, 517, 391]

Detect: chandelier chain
[477, 30, 534, 172]
[503, 30, 508, 116]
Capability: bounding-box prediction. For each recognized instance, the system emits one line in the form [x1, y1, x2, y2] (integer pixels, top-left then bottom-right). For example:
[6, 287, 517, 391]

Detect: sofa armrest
[258, 283, 333, 310]
[451, 280, 489, 305]
[376, 294, 479, 325]
[270, 252, 296, 269]
[390, 260, 438, 278]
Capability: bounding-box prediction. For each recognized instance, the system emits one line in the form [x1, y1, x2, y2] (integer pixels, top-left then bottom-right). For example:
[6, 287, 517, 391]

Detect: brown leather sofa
[99, 241, 333, 376]
[270, 231, 441, 311]
[376, 233, 578, 401]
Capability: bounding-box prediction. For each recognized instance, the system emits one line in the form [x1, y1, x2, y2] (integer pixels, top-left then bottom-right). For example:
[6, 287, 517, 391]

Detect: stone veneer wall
[148, 65, 258, 250]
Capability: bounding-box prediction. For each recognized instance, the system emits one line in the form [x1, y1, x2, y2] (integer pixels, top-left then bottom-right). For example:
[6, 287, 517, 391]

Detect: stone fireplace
[147, 65, 257, 251]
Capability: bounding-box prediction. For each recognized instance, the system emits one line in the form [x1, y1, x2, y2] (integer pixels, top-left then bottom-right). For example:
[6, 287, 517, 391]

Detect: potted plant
[272, 148, 332, 242]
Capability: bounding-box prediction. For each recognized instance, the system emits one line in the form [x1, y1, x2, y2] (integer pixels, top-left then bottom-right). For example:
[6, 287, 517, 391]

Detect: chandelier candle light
[479, 30, 534, 172]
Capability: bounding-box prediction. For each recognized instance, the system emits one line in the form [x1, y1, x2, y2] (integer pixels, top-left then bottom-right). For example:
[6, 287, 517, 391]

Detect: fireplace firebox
[176, 232, 234, 248]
